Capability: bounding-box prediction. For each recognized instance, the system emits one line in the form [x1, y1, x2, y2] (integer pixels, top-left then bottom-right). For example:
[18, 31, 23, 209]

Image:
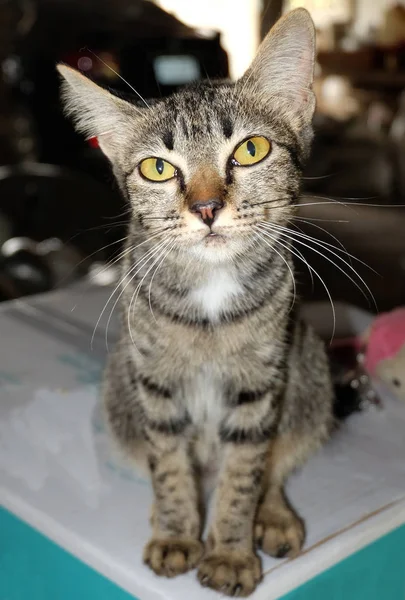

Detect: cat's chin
[185, 234, 246, 265]
[203, 232, 227, 245]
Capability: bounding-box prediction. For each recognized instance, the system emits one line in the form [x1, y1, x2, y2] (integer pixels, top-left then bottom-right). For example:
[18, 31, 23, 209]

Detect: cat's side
[58, 8, 333, 597]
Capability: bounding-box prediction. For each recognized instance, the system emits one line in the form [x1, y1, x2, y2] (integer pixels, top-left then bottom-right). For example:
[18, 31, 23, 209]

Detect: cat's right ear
[242, 8, 316, 125]
[57, 64, 141, 161]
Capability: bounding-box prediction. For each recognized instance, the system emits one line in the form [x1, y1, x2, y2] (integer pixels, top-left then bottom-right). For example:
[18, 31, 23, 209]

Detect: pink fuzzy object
[364, 307, 405, 375]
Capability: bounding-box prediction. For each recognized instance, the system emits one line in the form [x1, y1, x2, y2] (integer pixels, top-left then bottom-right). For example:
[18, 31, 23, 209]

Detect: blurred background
[1, 0, 405, 314]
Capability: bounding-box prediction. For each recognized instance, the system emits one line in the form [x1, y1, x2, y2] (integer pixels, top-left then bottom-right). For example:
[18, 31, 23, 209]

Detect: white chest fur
[186, 365, 223, 426]
[185, 365, 223, 475]
[189, 266, 243, 322]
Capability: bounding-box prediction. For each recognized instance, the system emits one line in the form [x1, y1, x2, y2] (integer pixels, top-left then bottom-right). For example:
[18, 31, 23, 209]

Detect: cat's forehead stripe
[168, 107, 234, 147]
[162, 130, 174, 151]
[179, 116, 190, 140]
[221, 116, 233, 139]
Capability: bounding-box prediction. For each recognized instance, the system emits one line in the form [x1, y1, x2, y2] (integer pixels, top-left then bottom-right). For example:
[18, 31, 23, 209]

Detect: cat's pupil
[156, 158, 164, 175]
[247, 140, 256, 157]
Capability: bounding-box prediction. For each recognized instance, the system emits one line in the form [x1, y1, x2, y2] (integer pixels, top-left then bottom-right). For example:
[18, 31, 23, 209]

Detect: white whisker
[295, 245, 314, 289]
[107, 237, 173, 352]
[290, 218, 350, 264]
[301, 194, 405, 211]
[147, 241, 177, 324]
[291, 216, 349, 224]
[89, 227, 174, 285]
[85, 48, 151, 109]
[61, 235, 128, 288]
[127, 238, 175, 352]
[302, 173, 335, 180]
[265, 219, 380, 280]
[253, 229, 297, 312]
[258, 222, 377, 310]
[289, 217, 379, 277]
[69, 227, 173, 315]
[255, 225, 336, 342]
[91, 235, 172, 351]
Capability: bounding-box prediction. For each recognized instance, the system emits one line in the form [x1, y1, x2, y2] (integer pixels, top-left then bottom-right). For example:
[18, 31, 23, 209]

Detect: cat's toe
[143, 538, 203, 577]
[254, 508, 305, 558]
[197, 551, 262, 597]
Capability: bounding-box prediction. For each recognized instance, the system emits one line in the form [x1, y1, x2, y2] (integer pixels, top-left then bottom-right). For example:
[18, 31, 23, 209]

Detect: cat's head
[58, 9, 315, 264]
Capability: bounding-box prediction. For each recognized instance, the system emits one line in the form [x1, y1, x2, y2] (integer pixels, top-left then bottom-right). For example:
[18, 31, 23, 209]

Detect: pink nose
[189, 199, 224, 227]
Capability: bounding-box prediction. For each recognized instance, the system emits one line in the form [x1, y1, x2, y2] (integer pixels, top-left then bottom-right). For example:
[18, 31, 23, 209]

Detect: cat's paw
[197, 550, 262, 597]
[143, 537, 203, 577]
[254, 504, 305, 558]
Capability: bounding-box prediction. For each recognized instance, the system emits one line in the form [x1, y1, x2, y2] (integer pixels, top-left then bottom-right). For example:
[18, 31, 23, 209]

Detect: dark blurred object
[298, 88, 405, 314]
[304, 114, 395, 201]
[390, 90, 405, 201]
[0, 0, 228, 213]
[0, 163, 127, 257]
[1, 246, 53, 299]
[333, 382, 364, 420]
[8, 0, 228, 169]
[0, 1, 38, 164]
[0, 234, 85, 301]
[0, 0, 228, 302]
[318, 48, 374, 74]
[328, 338, 381, 420]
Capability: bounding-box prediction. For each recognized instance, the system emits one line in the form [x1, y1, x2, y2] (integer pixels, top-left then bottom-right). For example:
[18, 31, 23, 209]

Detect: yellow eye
[139, 157, 176, 182]
[233, 136, 271, 166]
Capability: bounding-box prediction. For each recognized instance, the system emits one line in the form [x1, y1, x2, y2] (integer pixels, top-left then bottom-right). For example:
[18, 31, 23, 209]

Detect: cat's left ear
[242, 8, 316, 123]
[57, 64, 142, 162]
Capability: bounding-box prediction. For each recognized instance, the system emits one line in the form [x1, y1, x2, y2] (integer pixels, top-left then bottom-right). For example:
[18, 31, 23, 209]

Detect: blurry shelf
[318, 50, 405, 90]
[322, 69, 405, 89]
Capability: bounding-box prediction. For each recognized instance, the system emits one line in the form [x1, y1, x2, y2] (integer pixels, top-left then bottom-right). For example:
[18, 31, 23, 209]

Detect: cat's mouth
[203, 231, 227, 245]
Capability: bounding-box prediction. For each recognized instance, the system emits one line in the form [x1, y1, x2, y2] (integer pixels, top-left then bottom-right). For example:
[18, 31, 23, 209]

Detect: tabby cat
[58, 8, 333, 596]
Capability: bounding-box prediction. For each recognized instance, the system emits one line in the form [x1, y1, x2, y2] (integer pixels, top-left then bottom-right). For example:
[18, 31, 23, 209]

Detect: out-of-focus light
[77, 56, 93, 71]
[89, 263, 120, 286]
[154, 55, 201, 85]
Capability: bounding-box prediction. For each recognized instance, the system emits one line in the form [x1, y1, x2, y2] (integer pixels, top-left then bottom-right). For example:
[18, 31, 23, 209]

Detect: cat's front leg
[197, 399, 276, 597]
[143, 424, 204, 577]
[104, 354, 203, 577]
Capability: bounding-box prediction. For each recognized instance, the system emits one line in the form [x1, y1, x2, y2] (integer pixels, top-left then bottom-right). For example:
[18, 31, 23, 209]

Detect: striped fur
[59, 8, 333, 597]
